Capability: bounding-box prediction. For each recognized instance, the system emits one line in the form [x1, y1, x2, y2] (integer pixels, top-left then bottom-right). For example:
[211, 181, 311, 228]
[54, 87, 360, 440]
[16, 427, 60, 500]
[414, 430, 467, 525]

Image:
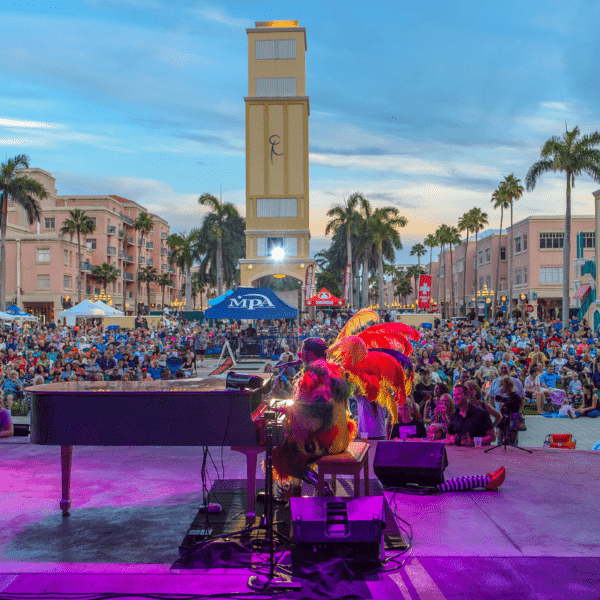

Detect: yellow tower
[240, 20, 314, 293]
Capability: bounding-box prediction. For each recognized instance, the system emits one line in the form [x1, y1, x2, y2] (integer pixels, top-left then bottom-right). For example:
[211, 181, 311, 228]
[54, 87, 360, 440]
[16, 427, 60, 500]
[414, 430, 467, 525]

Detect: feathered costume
[272, 310, 419, 484]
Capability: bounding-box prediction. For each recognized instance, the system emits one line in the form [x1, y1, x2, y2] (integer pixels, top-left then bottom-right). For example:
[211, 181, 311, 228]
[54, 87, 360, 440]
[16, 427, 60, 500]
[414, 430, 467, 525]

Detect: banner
[343, 265, 351, 305]
[418, 274, 432, 309]
[305, 264, 314, 305]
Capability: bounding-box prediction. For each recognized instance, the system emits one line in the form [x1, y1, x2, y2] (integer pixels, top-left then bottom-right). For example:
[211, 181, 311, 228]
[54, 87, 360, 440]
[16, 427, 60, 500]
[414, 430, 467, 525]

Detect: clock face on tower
[269, 134, 283, 164]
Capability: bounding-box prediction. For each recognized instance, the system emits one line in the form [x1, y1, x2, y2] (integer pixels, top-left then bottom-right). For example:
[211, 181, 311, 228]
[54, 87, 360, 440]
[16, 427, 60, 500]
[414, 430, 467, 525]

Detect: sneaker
[485, 466, 506, 491]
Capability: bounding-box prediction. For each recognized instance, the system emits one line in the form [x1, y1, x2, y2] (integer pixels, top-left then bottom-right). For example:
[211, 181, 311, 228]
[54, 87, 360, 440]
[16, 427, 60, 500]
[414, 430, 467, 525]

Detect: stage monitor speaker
[373, 440, 448, 488]
[290, 496, 385, 565]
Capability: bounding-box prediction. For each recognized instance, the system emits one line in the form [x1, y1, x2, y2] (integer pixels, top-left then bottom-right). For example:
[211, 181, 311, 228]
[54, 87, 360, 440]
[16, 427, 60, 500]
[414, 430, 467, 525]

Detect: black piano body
[29, 378, 268, 518]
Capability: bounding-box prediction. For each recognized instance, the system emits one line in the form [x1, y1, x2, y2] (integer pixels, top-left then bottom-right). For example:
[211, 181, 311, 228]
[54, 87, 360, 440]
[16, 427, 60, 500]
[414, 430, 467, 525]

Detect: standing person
[0, 402, 13, 439]
[356, 394, 388, 441]
[194, 328, 207, 367]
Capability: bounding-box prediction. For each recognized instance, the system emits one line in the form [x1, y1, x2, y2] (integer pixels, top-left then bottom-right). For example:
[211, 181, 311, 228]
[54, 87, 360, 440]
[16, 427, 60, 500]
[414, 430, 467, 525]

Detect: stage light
[271, 247, 285, 262]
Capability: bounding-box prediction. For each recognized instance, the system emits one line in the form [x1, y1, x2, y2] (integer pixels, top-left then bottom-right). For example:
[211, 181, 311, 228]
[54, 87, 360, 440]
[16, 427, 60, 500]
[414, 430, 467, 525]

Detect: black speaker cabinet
[290, 496, 385, 565]
[373, 440, 448, 488]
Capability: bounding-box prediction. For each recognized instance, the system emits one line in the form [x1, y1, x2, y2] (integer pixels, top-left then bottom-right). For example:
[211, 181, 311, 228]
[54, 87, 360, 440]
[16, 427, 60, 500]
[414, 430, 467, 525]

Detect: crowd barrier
[203, 334, 312, 360]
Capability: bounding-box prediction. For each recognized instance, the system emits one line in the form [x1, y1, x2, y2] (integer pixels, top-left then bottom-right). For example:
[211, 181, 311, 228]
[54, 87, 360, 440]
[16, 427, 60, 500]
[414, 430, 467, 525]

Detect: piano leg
[231, 447, 265, 523]
[60, 446, 73, 517]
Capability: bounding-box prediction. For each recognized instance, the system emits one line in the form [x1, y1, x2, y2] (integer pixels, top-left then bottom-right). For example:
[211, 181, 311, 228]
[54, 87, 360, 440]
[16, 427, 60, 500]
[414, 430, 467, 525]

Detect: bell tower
[240, 20, 313, 289]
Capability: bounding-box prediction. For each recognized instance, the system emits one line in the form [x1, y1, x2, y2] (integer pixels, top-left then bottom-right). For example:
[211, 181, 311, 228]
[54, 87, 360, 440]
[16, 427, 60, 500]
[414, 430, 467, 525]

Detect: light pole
[94, 289, 112, 306]
[477, 284, 494, 321]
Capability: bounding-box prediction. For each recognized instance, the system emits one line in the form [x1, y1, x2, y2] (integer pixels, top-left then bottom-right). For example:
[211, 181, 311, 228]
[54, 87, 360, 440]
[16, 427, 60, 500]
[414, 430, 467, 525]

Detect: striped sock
[436, 475, 491, 492]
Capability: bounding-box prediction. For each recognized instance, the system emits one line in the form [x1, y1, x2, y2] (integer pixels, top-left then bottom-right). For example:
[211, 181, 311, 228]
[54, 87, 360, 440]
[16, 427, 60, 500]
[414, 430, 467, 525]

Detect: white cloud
[194, 7, 253, 28]
[0, 139, 37, 145]
[541, 102, 570, 111]
[0, 118, 62, 129]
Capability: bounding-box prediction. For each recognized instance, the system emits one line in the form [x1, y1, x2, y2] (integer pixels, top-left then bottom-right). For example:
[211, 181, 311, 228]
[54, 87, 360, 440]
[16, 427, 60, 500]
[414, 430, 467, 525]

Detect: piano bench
[316, 442, 370, 498]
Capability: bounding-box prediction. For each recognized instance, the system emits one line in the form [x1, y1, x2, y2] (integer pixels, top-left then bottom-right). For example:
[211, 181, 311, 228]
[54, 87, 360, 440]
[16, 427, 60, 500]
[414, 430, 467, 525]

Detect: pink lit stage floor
[1, 442, 599, 599]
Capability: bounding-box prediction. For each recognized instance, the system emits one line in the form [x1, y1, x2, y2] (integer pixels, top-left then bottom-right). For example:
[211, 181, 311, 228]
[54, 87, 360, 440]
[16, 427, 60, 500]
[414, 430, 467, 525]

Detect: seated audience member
[147, 360, 162, 380]
[0, 402, 13, 439]
[428, 393, 454, 440]
[140, 368, 152, 382]
[160, 368, 171, 380]
[414, 368, 435, 410]
[539, 364, 561, 399]
[390, 398, 427, 440]
[445, 383, 496, 447]
[567, 372, 583, 403]
[423, 383, 449, 425]
[1, 370, 24, 411]
[465, 380, 502, 428]
[525, 365, 546, 414]
[572, 383, 600, 418]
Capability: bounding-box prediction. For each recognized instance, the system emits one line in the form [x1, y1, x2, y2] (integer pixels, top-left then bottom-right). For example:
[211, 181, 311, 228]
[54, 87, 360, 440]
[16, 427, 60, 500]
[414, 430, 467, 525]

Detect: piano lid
[28, 375, 270, 395]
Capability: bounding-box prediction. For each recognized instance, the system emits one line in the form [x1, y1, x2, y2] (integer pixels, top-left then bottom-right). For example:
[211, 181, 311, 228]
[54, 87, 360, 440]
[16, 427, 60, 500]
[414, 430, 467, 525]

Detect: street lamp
[477, 284, 494, 320]
[172, 298, 186, 310]
[94, 289, 112, 306]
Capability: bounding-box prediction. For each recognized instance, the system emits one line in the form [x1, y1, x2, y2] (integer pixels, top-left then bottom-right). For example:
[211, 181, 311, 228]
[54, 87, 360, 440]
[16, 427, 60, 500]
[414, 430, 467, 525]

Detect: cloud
[194, 7, 253, 28]
[0, 118, 62, 129]
[0, 139, 37, 145]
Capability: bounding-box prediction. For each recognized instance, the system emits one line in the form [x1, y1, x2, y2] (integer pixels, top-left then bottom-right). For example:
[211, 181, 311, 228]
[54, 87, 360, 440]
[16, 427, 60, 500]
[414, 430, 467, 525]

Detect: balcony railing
[578, 288, 596, 322]
[81, 261, 92, 272]
[118, 229, 124, 238]
[169, 266, 175, 273]
[161, 232, 168, 240]
[107, 247, 117, 255]
[118, 250, 125, 258]
[139, 257, 146, 264]
[127, 237, 134, 245]
[138, 238, 144, 245]
[124, 253, 134, 262]
[146, 242, 153, 249]
[161, 248, 167, 255]
[120, 214, 134, 225]
[107, 226, 116, 235]
[162, 264, 168, 271]
[148, 259, 153, 267]
[582, 260, 596, 279]
[125, 273, 134, 281]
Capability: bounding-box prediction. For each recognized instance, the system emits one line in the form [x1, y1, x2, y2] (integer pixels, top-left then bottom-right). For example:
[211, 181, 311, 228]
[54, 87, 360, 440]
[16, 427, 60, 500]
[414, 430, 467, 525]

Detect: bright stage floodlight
[271, 247, 285, 262]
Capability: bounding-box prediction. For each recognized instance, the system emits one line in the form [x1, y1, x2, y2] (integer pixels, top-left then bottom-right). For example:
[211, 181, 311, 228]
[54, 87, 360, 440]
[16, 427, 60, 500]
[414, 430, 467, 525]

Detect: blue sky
[1, 0, 600, 262]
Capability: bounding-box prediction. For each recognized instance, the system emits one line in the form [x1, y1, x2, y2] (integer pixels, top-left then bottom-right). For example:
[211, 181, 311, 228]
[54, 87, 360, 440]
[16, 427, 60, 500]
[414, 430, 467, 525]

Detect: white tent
[0, 311, 15, 321]
[94, 300, 124, 316]
[59, 299, 112, 318]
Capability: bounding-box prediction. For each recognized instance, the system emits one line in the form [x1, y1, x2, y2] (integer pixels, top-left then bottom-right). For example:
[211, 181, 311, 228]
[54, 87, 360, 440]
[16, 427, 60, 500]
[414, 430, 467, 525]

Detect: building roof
[108, 195, 133, 204]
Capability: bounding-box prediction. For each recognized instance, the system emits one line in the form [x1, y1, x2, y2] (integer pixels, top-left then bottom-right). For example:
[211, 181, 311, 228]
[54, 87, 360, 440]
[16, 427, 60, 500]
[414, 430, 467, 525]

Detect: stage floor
[1, 441, 599, 599]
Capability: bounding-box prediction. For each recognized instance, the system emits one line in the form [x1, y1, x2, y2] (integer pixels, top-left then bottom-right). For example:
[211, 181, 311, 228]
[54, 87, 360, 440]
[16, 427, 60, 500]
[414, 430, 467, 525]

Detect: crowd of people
[1, 308, 599, 444]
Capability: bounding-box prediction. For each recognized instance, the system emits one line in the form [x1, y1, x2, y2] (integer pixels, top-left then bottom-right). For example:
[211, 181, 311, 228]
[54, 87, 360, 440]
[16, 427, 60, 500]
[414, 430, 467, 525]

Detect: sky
[1, 0, 600, 263]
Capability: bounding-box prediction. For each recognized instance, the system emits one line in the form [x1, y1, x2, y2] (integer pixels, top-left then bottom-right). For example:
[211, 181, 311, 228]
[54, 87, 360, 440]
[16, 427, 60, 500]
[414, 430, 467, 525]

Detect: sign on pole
[343, 265, 351, 305]
[304, 264, 314, 306]
[418, 274, 432, 310]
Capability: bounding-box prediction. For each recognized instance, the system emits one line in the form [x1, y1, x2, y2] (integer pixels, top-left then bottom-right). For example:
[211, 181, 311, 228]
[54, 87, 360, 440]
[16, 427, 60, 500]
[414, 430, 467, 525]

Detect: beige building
[239, 20, 314, 293]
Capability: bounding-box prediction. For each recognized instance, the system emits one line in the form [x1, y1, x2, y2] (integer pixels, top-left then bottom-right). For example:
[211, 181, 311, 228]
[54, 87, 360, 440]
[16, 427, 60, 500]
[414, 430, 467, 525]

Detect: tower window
[256, 39, 296, 59]
[256, 77, 296, 96]
[256, 198, 298, 218]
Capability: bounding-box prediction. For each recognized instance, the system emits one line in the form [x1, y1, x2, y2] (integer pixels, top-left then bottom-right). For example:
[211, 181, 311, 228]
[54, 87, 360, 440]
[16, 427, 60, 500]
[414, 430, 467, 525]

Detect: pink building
[436, 215, 595, 320]
[5, 168, 184, 322]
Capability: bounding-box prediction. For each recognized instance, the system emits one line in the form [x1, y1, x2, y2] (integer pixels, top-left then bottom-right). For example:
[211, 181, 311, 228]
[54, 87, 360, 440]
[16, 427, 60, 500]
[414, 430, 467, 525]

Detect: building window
[539, 232, 564, 249]
[479, 277, 484, 290]
[485, 247, 491, 263]
[540, 267, 563, 283]
[523, 234, 528, 251]
[38, 275, 50, 289]
[256, 236, 298, 257]
[486, 276, 492, 289]
[37, 248, 50, 263]
[256, 39, 296, 59]
[500, 246, 506, 261]
[44, 217, 55, 230]
[516, 270, 522, 285]
[118, 283, 121, 293]
[256, 77, 297, 96]
[87, 238, 97, 250]
[63, 275, 72, 289]
[478, 251, 483, 266]
[64, 249, 69, 265]
[457, 258, 463, 272]
[500, 277, 506, 291]
[256, 198, 298, 218]
[515, 236, 521, 254]
[524, 267, 528, 284]
[582, 232, 596, 248]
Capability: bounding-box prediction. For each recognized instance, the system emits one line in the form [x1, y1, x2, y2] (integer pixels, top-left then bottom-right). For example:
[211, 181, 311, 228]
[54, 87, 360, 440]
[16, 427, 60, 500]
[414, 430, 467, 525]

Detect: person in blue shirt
[540, 364, 561, 401]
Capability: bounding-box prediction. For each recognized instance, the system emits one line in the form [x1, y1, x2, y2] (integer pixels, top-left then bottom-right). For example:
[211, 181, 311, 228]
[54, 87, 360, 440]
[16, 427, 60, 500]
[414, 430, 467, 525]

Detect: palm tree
[139, 265, 158, 310]
[157, 273, 173, 309]
[406, 265, 423, 303]
[369, 207, 408, 309]
[0, 155, 46, 309]
[447, 226, 462, 318]
[491, 186, 510, 311]
[133, 212, 154, 314]
[436, 224, 450, 316]
[60, 209, 96, 303]
[500, 175, 524, 318]
[198, 193, 242, 296]
[355, 197, 375, 308]
[395, 275, 413, 307]
[326, 193, 365, 309]
[91, 263, 119, 292]
[168, 230, 203, 309]
[424, 233, 438, 276]
[526, 126, 600, 324]
[457, 211, 474, 315]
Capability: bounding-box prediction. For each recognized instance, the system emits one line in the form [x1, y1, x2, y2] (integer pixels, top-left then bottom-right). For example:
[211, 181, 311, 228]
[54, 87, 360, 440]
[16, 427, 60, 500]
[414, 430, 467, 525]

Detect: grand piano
[29, 377, 269, 518]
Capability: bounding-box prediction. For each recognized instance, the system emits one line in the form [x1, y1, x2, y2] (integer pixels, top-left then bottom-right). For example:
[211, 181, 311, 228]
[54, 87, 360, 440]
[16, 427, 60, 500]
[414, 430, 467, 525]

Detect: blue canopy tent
[208, 289, 234, 307]
[204, 287, 297, 320]
[5, 303, 38, 321]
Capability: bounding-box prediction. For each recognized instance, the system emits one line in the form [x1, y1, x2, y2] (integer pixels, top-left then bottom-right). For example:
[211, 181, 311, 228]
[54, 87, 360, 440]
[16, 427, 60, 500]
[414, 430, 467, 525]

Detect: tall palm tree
[157, 273, 173, 309]
[139, 265, 158, 310]
[168, 230, 203, 309]
[526, 126, 600, 324]
[410, 243, 427, 272]
[501, 175, 524, 318]
[191, 271, 206, 311]
[424, 233, 438, 276]
[0, 155, 46, 309]
[457, 211, 474, 315]
[491, 185, 510, 311]
[469, 207, 488, 308]
[60, 209, 96, 303]
[436, 224, 450, 316]
[395, 275, 413, 307]
[356, 197, 375, 308]
[446, 226, 462, 318]
[370, 207, 408, 309]
[325, 192, 365, 309]
[133, 212, 154, 314]
[198, 193, 242, 296]
[406, 265, 423, 304]
[91, 263, 119, 292]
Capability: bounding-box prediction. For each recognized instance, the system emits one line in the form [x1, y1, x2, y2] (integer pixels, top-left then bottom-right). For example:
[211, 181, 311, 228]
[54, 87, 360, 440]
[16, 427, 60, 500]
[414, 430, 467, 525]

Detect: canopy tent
[94, 300, 124, 316]
[0, 311, 15, 321]
[209, 289, 234, 307]
[59, 299, 113, 318]
[306, 288, 345, 307]
[4, 303, 38, 320]
[204, 287, 297, 320]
